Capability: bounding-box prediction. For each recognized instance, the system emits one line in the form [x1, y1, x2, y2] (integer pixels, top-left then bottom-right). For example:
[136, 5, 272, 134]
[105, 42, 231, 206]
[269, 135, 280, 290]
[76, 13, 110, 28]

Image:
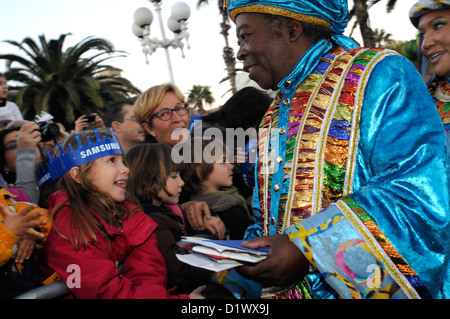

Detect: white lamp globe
[132, 24, 145, 38]
[134, 7, 153, 27]
[171, 2, 190, 22]
[167, 16, 182, 33]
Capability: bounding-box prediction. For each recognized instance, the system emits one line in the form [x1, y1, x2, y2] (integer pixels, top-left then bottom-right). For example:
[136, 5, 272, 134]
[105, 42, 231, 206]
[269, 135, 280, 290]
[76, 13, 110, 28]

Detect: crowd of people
[0, 0, 449, 300]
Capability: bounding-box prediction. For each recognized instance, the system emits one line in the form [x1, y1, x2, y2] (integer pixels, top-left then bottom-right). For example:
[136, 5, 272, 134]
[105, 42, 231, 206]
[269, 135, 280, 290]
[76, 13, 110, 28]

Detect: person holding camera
[32, 112, 70, 154]
[0, 74, 23, 122]
[73, 113, 105, 133]
[0, 121, 41, 203]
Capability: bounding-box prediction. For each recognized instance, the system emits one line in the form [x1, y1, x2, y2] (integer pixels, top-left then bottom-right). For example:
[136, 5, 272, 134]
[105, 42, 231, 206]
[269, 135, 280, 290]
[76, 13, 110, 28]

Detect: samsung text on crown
[80, 142, 121, 159]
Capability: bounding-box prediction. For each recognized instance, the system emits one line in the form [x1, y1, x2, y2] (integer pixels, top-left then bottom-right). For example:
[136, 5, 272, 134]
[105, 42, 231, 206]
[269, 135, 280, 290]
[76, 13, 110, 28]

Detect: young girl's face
[203, 161, 234, 192]
[89, 154, 129, 202]
[157, 171, 184, 205]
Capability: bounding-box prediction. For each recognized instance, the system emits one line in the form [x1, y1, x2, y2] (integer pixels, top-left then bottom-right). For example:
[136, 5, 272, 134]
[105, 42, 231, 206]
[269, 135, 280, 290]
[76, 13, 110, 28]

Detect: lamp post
[132, 1, 191, 83]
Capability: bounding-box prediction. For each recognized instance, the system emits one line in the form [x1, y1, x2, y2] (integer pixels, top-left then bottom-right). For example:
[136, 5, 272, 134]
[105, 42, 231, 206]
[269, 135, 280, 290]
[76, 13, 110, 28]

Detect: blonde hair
[134, 83, 186, 127]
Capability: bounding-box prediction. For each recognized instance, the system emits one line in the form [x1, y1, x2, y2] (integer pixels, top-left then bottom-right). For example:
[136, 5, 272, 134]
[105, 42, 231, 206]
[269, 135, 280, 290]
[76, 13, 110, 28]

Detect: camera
[85, 115, 95, 122]
[36, 121, 60, 142]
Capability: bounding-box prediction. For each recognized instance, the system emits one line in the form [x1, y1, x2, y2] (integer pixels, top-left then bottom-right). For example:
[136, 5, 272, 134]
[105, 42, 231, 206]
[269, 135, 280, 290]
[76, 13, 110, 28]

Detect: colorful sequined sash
[428, 78, 450, 134]
[257, 47, 392, 236]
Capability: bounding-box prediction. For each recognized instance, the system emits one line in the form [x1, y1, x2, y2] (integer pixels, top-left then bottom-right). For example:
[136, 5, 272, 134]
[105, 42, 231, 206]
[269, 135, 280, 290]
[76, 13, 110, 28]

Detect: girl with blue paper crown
[41, 129, 205, 299]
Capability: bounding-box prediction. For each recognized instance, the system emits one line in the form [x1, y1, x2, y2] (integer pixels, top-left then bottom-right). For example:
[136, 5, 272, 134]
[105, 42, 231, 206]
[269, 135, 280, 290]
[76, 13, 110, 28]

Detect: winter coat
[43, 190, 189, 299]
[141, 203, 213, 294]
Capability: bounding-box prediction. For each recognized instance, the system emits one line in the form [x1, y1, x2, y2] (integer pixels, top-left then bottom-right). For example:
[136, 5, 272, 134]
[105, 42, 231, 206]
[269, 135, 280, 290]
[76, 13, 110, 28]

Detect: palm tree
[370, 0, 397, 13]
[186, 85, 215, 114]
[348, 0, 398, 47]
[0, 33, 140, 128]
[349, 0, 375, 47]
[197, 0, 237, 94]
[373, 28, 393, 47]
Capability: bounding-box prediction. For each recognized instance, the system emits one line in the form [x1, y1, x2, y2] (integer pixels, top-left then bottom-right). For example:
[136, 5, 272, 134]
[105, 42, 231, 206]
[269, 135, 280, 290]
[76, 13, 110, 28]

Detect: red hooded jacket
[43, 190, 189, 299]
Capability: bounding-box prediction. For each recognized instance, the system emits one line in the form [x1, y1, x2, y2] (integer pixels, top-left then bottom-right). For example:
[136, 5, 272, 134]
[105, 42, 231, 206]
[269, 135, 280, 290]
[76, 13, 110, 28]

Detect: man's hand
[180, 200, 212, 231]
[237, 234, 309, 287]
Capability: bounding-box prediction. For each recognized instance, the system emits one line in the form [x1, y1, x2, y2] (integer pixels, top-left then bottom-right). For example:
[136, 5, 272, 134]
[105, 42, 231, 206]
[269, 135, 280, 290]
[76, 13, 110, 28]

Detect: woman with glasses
[134, 83, 190, 147]
[133, 83, 225, 243]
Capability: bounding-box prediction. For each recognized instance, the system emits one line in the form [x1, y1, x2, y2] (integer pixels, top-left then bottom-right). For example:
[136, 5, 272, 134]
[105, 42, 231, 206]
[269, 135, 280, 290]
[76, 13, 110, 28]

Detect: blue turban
[409, 0, 450, 28]
[225, 0, 357, 49]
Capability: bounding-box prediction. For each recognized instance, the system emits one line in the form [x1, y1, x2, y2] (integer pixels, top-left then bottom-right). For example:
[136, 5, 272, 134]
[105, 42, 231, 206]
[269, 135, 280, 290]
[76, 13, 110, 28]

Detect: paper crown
[37, 128, 123, 189]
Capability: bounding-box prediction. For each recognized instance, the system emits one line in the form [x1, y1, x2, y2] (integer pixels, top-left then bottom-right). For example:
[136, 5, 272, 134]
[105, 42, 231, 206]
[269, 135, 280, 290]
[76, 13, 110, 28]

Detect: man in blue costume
[211, 0, 450, 299]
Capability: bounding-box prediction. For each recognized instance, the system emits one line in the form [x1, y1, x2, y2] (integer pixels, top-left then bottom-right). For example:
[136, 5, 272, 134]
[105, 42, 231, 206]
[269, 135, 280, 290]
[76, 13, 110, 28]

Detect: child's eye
[169, 171, 179, 178]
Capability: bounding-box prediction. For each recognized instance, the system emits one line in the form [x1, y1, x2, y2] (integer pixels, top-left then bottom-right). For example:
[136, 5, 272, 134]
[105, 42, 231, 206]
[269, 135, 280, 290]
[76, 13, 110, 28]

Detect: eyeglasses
[150, 103, 188, 122]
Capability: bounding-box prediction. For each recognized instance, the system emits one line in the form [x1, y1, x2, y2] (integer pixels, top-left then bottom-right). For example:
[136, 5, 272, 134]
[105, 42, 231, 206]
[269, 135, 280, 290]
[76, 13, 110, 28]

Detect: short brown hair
[180, 137, 227, 196]
[126, 143, 182, 203]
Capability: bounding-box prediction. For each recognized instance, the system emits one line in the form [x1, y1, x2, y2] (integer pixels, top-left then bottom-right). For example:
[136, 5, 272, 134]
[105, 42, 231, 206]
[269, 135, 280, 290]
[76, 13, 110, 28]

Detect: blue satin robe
[217, 40, 450, 299]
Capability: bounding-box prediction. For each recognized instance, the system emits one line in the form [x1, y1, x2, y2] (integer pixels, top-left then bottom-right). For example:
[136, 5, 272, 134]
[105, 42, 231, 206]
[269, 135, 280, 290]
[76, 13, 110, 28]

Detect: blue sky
[1, 0, 418, 107]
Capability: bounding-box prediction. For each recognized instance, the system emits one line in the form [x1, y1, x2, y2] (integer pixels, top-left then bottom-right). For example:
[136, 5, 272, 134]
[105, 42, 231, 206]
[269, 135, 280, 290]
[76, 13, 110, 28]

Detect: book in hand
[176, 236, 269, 272]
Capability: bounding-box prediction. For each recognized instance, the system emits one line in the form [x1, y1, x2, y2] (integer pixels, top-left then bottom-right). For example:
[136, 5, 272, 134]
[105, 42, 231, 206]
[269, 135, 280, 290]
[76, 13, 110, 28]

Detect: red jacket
[43, 190, 189, 299]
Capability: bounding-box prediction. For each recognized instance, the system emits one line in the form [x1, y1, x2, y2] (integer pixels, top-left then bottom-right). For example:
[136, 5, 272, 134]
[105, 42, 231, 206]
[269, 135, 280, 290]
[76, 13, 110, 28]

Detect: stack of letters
[176, 236, 269, 272]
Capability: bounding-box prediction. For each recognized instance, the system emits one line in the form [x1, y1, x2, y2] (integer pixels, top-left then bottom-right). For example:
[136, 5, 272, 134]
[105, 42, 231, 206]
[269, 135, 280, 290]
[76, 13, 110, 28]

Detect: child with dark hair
[126, 143, 224, 294]
[192, 87, 272, 201]
[180, 137, 252, 240]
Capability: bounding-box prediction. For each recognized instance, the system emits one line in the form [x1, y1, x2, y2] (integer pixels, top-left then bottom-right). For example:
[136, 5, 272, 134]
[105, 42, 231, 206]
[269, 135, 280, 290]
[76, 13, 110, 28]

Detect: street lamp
[132, 1, 191, 83]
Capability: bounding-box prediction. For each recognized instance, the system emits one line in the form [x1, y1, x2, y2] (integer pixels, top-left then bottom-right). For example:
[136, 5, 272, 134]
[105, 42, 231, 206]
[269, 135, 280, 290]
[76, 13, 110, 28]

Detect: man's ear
[142, 122, 156, 137]
[69, 167, 81, 184]
[111, 121, 121, 133]
[288, 19, 303, 41]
